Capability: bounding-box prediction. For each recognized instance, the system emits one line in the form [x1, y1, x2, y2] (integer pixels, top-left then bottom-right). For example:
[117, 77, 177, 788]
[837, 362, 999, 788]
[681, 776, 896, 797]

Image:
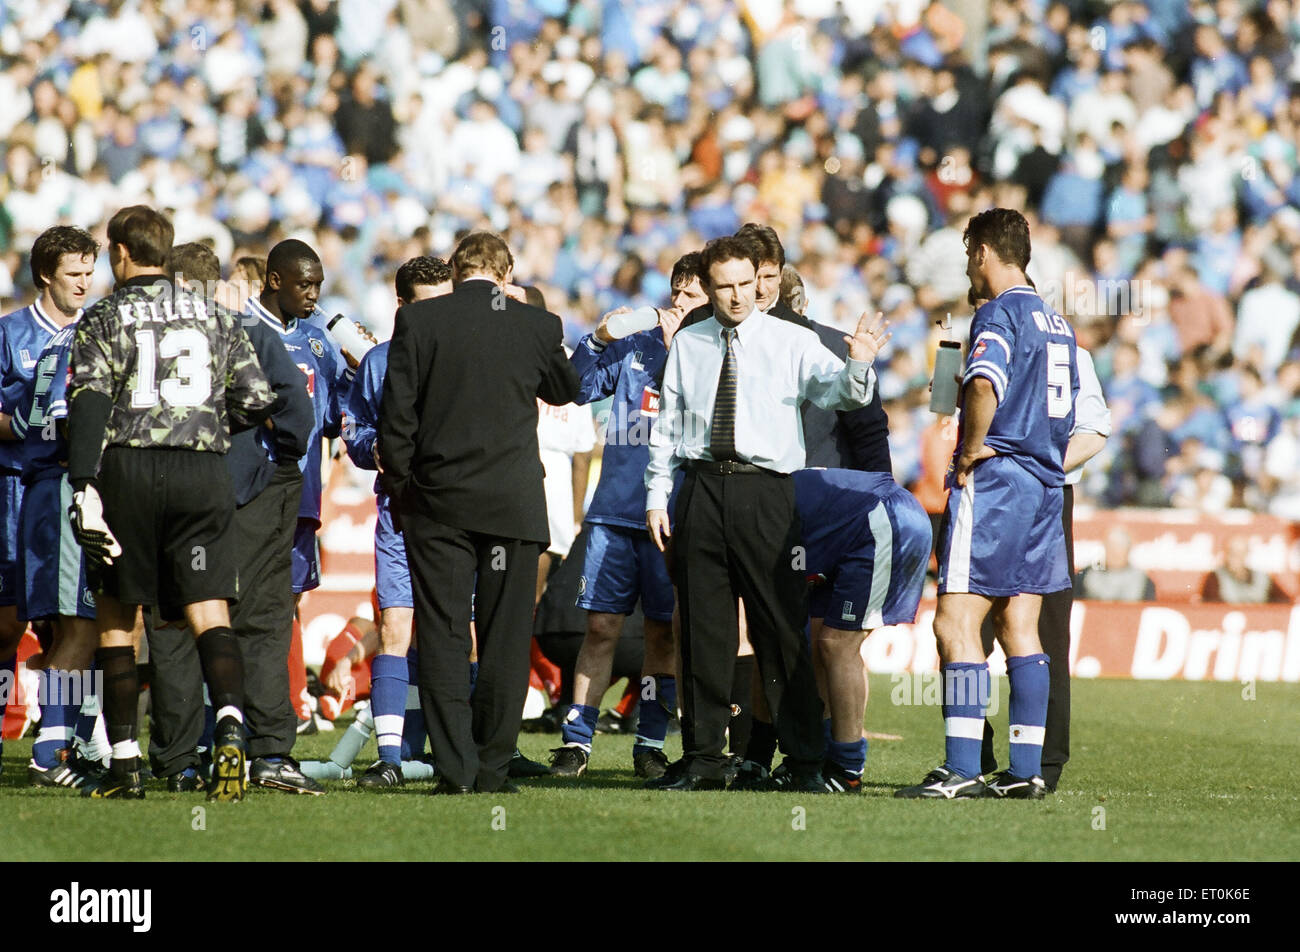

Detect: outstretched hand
[845, 311, 891, 364]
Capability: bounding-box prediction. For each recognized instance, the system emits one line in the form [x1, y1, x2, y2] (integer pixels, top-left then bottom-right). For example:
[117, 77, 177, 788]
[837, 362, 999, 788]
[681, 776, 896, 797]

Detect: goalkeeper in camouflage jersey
[66, 206, 280, 800]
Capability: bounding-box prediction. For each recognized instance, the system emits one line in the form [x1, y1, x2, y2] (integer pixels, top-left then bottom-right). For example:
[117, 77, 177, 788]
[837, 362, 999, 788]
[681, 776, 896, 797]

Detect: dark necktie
[709, 327, 737, 461]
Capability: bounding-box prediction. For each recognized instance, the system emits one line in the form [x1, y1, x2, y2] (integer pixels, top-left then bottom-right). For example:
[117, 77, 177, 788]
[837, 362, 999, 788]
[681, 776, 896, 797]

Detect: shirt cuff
[584, 334, 607, 353]
[645, 487, 670, 513]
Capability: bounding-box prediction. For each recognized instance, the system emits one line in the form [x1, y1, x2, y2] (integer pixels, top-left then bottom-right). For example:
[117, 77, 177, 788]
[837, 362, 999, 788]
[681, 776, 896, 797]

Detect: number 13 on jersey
[130, 328, 212, 408]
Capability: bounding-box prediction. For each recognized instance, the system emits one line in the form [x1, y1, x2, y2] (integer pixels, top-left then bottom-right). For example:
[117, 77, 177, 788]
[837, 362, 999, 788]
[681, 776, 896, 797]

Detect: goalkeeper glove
[68, 484, 123, 566]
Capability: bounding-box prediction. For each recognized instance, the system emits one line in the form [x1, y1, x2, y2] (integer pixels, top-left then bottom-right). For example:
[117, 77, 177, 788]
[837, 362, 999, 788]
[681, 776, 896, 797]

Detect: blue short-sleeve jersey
[959, 285, 1078, 487]
[0, 303, 64, 473]
[571, 328, 669, 530]
[245, 297, 352, 522]
[13, 322, 77, 484]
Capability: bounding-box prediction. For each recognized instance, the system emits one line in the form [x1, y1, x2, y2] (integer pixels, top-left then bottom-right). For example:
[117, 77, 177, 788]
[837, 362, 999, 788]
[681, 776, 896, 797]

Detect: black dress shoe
[166, 769, 206, 793]
[657, 773, 727, 792]
[642, 757, 688, 789]
[431, 778, 473, 795]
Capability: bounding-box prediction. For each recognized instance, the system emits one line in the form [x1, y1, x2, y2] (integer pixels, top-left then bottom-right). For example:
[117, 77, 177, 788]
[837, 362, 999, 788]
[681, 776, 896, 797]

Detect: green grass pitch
[3, 675, 1297, 862]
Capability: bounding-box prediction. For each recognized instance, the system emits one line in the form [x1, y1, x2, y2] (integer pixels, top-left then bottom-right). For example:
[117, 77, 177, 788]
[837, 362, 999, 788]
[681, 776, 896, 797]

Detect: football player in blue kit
[2, 226, 102, 785]
[0, 226, 99, 774]
[547, 252, 709, 780]
[897, 208, 1078, 801]
[794, 467, 932, 794]
[244, 239, 354, 603]
[342, 256, 453, 787]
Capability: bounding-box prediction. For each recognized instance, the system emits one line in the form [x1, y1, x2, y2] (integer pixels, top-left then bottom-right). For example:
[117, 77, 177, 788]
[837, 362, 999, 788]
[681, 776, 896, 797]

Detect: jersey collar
[995, 285, 1038, 298]
[31, 298, 76, 334]
[246, 295, 297, 335]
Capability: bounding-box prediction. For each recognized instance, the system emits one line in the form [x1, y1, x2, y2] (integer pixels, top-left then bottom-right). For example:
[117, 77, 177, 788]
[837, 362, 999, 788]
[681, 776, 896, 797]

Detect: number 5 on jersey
[1046, 342, 1071, 419]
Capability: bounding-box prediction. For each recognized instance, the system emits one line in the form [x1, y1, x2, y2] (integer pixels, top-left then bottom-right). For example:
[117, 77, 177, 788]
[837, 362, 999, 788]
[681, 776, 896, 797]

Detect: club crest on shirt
[577, 576, 587, 595]
[971, 340, 987, 360]
[310, 338, 325, 357]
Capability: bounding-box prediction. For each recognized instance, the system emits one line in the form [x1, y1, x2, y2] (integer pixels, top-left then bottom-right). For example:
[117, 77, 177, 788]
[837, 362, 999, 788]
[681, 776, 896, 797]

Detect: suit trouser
[672, 468, 824, 781]
[404, 510, 539, 792]
[981, 484, 1073, 788]
[147, 465, 302, 772]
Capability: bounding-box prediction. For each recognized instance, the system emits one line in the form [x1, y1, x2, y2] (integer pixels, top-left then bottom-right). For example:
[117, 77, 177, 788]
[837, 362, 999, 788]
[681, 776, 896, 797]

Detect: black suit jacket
[378, 279, 580, 545]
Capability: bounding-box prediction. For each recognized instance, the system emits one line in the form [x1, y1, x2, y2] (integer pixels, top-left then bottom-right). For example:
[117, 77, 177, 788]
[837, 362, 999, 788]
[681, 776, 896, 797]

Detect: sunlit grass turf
[2, 676, 1297, 861]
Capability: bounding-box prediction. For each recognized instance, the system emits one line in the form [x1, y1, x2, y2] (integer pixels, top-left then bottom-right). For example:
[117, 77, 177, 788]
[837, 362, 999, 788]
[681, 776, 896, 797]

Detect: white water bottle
[603, 306, 660, 340]
[326, 313, 375, 361]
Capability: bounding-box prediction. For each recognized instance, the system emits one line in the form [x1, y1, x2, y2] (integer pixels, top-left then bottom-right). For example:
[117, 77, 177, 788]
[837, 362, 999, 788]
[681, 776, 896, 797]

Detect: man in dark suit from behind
[378, 232, 580, 794]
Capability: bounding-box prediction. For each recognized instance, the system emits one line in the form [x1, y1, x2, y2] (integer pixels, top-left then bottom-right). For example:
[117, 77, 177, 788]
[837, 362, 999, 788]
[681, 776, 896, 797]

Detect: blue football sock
[942, 662, 990, 779]
[401, 682, 426, 759]
[560, 703, 599, 750]
[828, 737, 868, 775]
[72, 666, 110, 764]
[633, 675, 676, 752]
[1007, 653, 1050, 779]
[33, 669, 79, 769]
[370, 654, 408, 765]
[400, 650, 425, 759]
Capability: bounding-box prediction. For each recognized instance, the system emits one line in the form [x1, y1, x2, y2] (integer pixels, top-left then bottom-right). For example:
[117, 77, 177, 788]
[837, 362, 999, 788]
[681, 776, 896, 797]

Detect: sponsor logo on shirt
[297, 363, 315, 397]
[841, 600, 855, 621]
[641, 387, 660, 415]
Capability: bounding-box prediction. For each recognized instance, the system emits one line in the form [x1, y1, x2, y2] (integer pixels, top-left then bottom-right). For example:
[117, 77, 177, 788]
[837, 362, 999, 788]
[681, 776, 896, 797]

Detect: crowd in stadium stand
[2, 0, 1300, 516]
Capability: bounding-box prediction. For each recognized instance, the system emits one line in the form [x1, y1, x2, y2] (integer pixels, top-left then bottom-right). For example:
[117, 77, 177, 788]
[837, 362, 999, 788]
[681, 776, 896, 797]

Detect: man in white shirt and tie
[644, 236, 889, 791]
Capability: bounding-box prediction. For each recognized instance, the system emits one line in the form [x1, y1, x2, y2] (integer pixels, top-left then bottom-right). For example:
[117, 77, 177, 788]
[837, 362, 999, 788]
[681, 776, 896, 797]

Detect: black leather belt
[685, 459, 781, 476]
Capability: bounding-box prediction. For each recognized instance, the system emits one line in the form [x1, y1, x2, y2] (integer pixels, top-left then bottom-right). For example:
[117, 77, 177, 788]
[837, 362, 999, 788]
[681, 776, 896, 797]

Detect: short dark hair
[169, 242, 221, 286]
[735, 222, 785, 268]
[30, 225, 99, 290]
[670, 251, 703, 289]
[395, 255, 452, 302]
[233, 256, 265, 283]
[963, 208, 1031, 272]
[779, 264, 806, 313]
[450, 231, 513, 282]
[107, 205, 173, 268]
[266, 238, 321, 280]
[523, 285, 546, 310]
[699, 236, 758, 285]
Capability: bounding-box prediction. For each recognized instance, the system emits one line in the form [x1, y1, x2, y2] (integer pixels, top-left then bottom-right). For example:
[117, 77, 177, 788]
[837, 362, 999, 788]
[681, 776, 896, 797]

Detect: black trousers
[404, 511, 540, 792]
[147, 464, 302, 772]
[146, 616, 205, 777]
[981, 484, 1074, 789]
[672, 468, 824, 780]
